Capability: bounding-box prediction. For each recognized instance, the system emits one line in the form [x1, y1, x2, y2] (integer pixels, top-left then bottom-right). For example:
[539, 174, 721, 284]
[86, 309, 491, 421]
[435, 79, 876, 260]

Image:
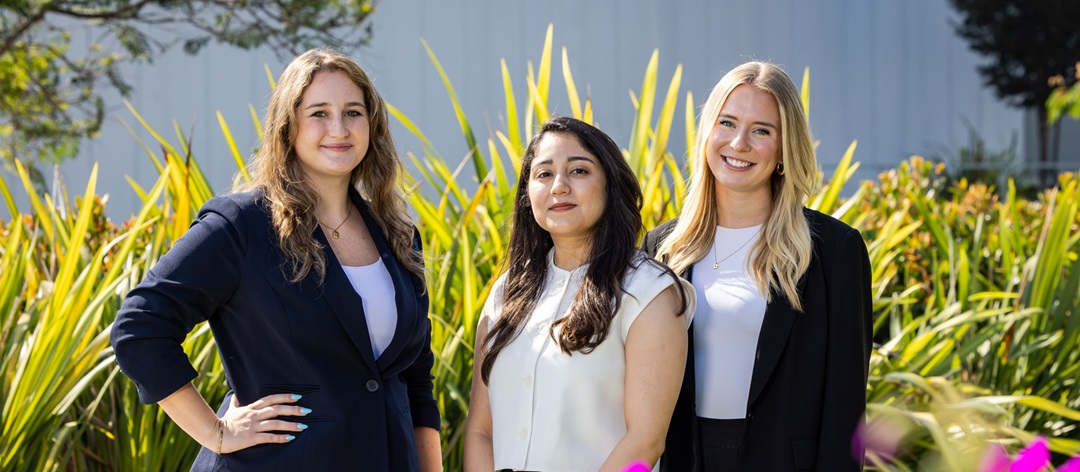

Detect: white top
[691, 225, 767, 419]
[485, 251, 695, 472]
[341, 258, 398, 359]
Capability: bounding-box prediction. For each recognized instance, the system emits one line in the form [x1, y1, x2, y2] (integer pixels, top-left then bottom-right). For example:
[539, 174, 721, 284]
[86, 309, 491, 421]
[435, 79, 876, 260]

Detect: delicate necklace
[319, 209, 351, 240]
[712, 231, 758, 269]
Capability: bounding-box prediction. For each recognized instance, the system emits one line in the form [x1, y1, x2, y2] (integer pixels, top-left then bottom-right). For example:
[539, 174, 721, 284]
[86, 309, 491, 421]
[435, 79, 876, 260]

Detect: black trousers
[698, 417, 747, 471]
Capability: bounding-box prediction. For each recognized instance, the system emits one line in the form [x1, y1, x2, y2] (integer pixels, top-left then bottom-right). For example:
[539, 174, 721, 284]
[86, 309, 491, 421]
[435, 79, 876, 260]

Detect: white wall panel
[2, 0, 1031, 219]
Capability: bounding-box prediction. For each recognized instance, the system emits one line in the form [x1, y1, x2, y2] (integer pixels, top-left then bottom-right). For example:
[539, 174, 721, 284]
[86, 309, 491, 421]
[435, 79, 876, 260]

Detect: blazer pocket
[791, 437, 818, 470]
[260, 384, 320, 396]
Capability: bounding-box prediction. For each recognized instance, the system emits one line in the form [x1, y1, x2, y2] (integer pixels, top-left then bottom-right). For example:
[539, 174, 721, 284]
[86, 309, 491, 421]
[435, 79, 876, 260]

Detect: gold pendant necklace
[712, 232, 758, 269]
[318, 209, 351, 240]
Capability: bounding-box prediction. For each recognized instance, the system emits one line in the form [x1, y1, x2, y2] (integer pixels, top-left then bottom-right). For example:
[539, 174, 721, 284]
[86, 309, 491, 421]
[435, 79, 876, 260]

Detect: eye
[570, 167, 590, 175]
[718, 119, 735, 128]
[753, 128, 772, 136]
[534, 170, 552, 179]
[346, 109, 365, 117]
[310, 110, 327, 118]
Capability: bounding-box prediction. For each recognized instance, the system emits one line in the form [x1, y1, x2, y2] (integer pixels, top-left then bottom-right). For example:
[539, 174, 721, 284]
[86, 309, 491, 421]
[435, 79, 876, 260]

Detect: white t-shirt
[341, 258, 397, 360]
[485, 251, 695, 472]
[691, 225, 767, 419]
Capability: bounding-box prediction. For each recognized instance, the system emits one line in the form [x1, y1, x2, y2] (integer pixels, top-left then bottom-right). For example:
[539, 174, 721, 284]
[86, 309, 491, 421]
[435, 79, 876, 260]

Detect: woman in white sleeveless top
[463, 117, 695, 472]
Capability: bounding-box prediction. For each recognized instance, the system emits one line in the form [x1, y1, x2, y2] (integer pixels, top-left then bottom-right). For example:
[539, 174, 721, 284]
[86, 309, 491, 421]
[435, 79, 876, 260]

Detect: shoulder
[642, 219, 679, 255]
[803, 208, 867, 260]
[200, 189, 265, 220]
[193, 188, 271, 240]
[618, 251, 695, 335]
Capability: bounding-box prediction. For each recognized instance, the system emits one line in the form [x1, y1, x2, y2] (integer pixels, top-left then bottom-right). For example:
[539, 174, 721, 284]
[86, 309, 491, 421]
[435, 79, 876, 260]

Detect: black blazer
[111, 188, 440, 471]
[643, 209, 871, 471]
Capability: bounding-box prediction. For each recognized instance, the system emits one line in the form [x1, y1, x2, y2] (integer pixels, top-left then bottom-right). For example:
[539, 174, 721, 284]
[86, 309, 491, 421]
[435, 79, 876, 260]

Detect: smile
[322, 144, 353, 152]
[723, 156, 753, 168]
[549, 203, 577, 211]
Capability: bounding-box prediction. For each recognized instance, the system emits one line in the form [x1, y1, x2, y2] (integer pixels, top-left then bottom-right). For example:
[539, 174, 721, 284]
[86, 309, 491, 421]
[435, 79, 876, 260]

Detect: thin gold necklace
[712, 231, 757, 269]
[319, 210, 351, 240]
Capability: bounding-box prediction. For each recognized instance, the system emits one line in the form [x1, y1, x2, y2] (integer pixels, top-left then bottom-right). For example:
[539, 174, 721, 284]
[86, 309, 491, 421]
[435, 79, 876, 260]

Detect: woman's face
[527, 132, 607, 243]
[293, 70, 370, 184]
[704, 84, 782, 199]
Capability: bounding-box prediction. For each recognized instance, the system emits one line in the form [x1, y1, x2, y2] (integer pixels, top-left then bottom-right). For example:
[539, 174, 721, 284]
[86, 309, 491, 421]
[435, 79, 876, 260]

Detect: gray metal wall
[5, 0, 1031, 219]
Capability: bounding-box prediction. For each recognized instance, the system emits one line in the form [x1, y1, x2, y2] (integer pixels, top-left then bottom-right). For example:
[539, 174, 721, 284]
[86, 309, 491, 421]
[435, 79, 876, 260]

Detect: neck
[550, 235, 592, 271]
[311, 176, 354, 224]
[715, 185, 772, 228]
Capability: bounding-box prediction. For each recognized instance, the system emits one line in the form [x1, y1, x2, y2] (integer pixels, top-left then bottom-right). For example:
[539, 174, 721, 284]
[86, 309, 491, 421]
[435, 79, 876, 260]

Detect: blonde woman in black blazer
[644, 61, 872, 471]
[111, 49, 442, 471]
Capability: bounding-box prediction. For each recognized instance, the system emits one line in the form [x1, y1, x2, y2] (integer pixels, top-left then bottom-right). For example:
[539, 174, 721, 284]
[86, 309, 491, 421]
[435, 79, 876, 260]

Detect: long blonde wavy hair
[236, 48, 422, 284]
[656, 61, 815, 311]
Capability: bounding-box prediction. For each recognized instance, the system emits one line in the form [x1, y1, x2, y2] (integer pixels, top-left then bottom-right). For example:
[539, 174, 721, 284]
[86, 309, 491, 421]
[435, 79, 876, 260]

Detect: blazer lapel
[349, 193, 419, 372]
[316, 226, 381, 377]
[746, 274, 807, 410]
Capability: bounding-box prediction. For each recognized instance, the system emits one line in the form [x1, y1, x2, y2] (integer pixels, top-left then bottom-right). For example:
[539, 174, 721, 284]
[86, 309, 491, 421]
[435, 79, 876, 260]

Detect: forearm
[415, 426, 442, 472]
[463, 430, 495, 472]
[598, 431, 665, 472]
[157, 382, 222, 450]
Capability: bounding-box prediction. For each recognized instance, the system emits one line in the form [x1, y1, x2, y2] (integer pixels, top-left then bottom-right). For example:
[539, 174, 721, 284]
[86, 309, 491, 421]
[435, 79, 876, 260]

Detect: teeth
[725, 156, 752, 168]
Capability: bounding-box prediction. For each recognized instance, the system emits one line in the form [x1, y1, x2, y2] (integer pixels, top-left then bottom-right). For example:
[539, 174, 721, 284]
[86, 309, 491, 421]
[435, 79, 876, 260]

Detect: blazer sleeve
[816, 226, 873, 470]
[110, 196, 246, 404]
[400, 229, 441, 431]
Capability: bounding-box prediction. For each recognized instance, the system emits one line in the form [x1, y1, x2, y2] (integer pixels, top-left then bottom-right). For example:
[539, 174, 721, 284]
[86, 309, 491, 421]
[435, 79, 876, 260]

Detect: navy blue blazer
[644, 209, 872, 471]
[111, 188, 440, 471]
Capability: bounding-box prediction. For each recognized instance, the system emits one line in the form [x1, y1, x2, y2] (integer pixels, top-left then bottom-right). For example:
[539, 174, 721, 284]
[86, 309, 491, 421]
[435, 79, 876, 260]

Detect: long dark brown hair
[480, 116, 685, 384]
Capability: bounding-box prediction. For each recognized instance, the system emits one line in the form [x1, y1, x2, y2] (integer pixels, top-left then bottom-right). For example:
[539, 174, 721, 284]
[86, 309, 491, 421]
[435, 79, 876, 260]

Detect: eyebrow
[534, 155, 596, 167]
[720, 113, 778, 130]
[303, 101, 367, 110]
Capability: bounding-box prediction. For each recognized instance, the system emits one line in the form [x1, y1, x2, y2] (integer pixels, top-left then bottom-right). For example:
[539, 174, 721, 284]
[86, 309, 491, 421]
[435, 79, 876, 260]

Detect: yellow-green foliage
[0, 25, 1077, 471]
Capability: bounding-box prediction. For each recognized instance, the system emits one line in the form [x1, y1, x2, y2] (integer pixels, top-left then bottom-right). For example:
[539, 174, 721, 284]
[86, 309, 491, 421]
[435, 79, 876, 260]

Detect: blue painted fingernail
[286, 435, 296, 441]
[297, 423, 308, 430]
[300, 407, 312, 414]
[291, 394, 302, 401]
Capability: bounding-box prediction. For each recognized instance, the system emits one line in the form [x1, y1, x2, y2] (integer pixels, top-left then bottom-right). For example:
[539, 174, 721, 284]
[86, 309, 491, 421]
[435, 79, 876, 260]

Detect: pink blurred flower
[1009, 436, 1050, 472]
[1057, 456, 1080, 472]
[979, 444, 1012, 472]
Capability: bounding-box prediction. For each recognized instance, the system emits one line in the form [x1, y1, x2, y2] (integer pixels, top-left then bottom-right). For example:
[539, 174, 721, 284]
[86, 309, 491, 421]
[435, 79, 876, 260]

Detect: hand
[218, 393, 310, 454]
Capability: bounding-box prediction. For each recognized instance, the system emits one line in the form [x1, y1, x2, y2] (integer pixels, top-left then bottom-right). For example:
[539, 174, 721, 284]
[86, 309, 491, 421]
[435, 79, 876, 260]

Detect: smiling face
[527, 132, 608, 244]
[705, 84, 783, 201]
[293, 70, 371, 185]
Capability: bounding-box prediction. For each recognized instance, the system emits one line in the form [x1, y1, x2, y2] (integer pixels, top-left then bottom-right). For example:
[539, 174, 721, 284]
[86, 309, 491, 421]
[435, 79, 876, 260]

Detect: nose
[731, 128, 751, 152]
[550, 172, 570, 195]
[328, 116, 349, 138]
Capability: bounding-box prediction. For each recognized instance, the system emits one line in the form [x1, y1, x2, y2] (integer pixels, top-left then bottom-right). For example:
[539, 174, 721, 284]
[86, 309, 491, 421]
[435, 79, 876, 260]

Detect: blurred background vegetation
[1, 16, 1079, 472]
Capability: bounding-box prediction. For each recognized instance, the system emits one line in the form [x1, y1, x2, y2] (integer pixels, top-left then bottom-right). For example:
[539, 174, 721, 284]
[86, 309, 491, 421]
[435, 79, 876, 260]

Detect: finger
[249, 393, 302, 409]
[253, 432, 298, 445]
[258, 419, 309, 433]
[256, 403, 312, 420]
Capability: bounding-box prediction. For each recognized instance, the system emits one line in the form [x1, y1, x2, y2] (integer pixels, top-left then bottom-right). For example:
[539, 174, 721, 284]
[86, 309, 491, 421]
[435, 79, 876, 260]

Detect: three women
[112, 49, 442, 471]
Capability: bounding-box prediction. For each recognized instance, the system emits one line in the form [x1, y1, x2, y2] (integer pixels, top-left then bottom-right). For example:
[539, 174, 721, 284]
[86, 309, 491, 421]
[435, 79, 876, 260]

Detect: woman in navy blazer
[643, 62, 872, 471]
[110, 49, 442, 471]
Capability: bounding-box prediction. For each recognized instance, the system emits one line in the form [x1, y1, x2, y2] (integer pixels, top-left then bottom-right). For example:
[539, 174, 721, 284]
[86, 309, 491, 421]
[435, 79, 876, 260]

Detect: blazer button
[747, 411, 755, 421]
[366, 380, 379, 392]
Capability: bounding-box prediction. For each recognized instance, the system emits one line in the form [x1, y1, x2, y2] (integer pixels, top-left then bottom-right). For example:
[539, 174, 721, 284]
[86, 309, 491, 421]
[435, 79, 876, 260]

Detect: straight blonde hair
[237, 48, 422, 284]
[657, 61, 815, 311]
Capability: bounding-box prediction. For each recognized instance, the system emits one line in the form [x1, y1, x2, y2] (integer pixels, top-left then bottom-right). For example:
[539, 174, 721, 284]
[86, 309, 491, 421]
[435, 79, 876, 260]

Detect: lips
[549, 203, 576, 211]
[723, 155, 753, 168]
[322, 144, 353, 152]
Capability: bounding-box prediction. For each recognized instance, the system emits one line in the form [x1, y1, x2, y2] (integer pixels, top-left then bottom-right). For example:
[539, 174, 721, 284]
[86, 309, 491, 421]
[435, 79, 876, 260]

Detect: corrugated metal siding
[17, 0, 1028, 219]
